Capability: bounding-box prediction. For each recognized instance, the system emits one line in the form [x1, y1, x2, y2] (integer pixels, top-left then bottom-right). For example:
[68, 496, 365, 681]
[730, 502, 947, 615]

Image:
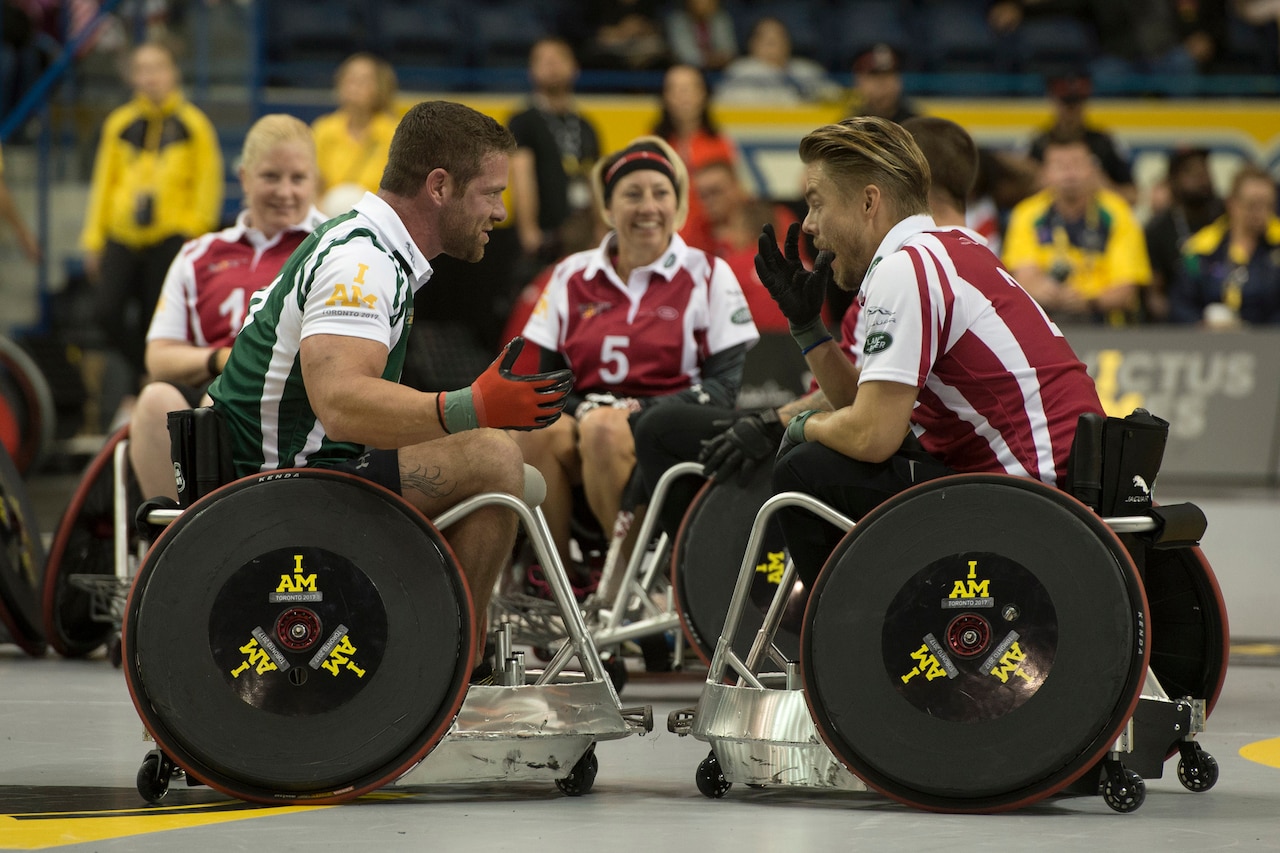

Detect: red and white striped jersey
[522, 233, 759, 397]
[147, 207, 327, 347]
[856, 215, 1103, 486]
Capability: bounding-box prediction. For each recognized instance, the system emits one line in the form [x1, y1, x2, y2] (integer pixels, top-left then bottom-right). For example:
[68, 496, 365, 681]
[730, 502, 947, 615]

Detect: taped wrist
[789, 316, 830, 352]
[787, 409, 817, 445]
[438, 387, 479, 433]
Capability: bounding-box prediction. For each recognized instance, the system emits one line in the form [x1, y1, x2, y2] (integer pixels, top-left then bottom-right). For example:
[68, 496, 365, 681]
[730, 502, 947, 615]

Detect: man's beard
[439, 205, 484, 262]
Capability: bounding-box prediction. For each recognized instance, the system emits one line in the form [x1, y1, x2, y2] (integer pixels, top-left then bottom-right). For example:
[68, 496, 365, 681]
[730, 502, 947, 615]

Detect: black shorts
[320, 449, 402, 494]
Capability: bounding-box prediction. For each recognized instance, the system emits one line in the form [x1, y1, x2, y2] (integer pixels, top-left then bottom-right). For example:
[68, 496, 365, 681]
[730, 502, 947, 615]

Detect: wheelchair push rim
[41, 425, 131, 657]
[802, 474, 1150, 813]
[672, 467, 804, 666]
[122, 468, 475, 804]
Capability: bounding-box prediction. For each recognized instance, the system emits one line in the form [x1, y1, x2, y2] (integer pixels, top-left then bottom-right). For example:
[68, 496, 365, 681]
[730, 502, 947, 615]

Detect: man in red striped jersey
[767, 116, 1104, 585]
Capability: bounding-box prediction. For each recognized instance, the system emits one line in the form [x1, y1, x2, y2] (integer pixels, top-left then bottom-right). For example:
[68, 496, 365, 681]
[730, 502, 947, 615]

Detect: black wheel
[0, 335, 56, 476]
[555, 747, 598, 796]
[0, 441, 46, 656]
[136, 751, 172, 804]
[122, 469, 474, 805]
[602, 652, 628, 693]
[1102, 768, 1146, 813]
[1144, 546, 1229, 722]
[41, 426, 133, 657]
[108, 634, 122, 668]
[695, 750, 731, 799]
[1177, 749, 1219, 792]
[803, 475, 1150, 813]
[673, 467, 804, 665]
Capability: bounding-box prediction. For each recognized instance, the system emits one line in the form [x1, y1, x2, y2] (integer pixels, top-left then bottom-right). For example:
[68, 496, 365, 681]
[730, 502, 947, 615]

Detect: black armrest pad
[1146, 503, 1208, 549]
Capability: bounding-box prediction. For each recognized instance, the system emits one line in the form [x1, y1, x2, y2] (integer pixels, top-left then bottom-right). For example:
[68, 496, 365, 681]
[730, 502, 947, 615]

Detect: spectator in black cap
[1027, 72, 1135, 203]
[847, 43, 918, 124]
[1143, 146, 1223, 321]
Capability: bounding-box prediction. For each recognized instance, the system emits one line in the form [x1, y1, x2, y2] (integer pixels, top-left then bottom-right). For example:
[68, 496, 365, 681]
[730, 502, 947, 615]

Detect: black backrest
[167, 407, 235, 508]
[1066, 408, 1169, 516]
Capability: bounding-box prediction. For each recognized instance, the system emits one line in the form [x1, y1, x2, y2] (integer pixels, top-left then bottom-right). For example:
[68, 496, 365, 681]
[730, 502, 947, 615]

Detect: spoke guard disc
[803, 475, 1148, 812]
[1144, 545, 1228, 717]
[123, 469, 474, 804]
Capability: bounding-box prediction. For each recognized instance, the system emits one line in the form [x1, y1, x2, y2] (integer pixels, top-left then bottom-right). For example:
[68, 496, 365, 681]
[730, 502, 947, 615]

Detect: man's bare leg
[396, 429, 524, 654]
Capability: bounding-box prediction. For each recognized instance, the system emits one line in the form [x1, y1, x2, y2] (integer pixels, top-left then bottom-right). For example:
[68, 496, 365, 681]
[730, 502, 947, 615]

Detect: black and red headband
[603, 145, 679, 203]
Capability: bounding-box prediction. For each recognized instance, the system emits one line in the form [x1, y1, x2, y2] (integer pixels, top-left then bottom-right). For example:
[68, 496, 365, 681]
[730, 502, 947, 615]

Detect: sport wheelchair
[41, 425, 142, 663]
[668, 409, 1227, 813]
[123, 408, 652, 805]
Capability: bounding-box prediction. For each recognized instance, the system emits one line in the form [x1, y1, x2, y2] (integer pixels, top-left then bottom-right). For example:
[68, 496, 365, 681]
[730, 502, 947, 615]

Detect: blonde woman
[127, 114, 326, 500]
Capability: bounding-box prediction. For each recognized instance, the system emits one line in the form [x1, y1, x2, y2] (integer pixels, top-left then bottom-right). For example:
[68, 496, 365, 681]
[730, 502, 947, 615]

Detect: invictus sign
[1063, 327, 1280, 483]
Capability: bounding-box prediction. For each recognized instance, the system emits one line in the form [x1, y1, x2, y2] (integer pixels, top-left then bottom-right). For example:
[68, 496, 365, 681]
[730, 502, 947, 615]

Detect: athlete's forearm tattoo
[400, 464, 455, 500]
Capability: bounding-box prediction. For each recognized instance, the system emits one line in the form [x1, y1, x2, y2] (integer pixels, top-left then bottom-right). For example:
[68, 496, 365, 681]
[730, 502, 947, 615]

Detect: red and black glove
[437, 337, 574, 432]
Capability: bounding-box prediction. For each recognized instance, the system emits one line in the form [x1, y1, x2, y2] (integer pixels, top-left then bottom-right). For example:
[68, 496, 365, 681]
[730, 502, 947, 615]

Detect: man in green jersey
[211, 100, 573, 626]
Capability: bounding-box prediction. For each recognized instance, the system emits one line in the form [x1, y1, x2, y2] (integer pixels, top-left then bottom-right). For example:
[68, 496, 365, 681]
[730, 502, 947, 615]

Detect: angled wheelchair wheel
[41, 426, 133, 657]
[673, 466, 804, 665]
[0, 336, 56, 476]
[122, 469, 475, 805]
[803, 474, 1149, 813]
[1144, 546, 1229, 718]
[0, 442, 47, 656]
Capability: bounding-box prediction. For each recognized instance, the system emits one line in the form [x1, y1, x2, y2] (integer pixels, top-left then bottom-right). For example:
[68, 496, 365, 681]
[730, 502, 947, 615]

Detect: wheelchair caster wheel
[137, 750, 173, 803]
[108, 635, 122, 669]
[1178, 749, 1219, 792]
[1102, 768, 1145, 813]
[696, 751, 731, 799]
[556, 747, 598, 796]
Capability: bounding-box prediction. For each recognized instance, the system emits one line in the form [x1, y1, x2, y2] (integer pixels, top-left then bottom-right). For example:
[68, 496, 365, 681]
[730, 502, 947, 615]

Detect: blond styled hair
[241, 113, 316, 173]
[799, 116, 931, 218]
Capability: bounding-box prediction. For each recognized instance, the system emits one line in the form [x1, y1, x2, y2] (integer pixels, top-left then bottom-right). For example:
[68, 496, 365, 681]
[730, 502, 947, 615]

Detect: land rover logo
[864, 331, 893, 354]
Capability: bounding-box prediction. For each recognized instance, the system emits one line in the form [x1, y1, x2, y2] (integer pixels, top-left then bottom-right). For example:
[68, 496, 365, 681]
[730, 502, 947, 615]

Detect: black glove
[698, 408, 785, 485]
[754, 222, 835, 331]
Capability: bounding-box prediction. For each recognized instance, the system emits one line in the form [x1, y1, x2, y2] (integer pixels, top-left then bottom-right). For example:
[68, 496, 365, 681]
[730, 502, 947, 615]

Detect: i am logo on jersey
[324, 263, 378, 310]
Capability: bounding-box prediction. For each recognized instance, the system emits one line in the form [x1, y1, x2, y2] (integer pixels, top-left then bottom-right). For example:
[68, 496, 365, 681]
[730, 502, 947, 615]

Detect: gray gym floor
[3, 475, 1279, 852]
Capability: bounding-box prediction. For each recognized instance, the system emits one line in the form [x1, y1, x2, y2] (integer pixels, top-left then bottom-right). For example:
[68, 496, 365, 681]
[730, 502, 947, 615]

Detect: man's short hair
[380, 100, 515, 197]
[800, 116, 930, 217]
[1040, 129, 1092, 156]
[901, 116, 978, 213]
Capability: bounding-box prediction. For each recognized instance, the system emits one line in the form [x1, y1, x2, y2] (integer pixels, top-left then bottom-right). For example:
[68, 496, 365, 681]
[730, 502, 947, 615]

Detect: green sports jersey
[210, 193, 432, 477]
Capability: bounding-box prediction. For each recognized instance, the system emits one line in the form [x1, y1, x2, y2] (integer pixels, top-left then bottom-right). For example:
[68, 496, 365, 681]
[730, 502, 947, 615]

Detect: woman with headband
[517, 136, 760, 577]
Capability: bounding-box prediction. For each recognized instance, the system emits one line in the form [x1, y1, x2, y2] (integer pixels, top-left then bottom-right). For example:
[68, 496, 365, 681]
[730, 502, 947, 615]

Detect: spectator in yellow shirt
[311, 53, 398, 214]
[1003, 133, 1151, 325]
[80, 40, 223, 387]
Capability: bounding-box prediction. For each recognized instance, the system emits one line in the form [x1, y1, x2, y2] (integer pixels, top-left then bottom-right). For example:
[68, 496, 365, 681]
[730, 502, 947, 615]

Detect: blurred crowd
[1, 0, 1279, 436]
